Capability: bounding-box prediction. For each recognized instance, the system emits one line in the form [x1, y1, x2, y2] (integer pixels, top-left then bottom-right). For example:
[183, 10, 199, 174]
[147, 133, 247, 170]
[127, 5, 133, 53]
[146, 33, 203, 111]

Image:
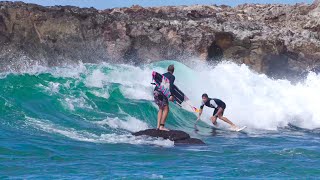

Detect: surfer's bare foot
[159, 126, 169, 131]
[230, 125, 239, 131]
[213, 121, 218, 126]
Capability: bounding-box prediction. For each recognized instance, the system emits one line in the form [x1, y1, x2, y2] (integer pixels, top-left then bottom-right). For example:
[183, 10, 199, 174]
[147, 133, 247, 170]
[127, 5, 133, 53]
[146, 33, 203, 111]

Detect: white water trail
[94, 116, 149, 132]
[26, 117, 173, 147]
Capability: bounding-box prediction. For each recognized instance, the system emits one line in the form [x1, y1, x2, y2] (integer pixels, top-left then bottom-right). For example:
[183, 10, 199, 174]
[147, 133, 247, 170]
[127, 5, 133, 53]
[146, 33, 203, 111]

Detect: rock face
[0, 1, 319, 79]
[132, 129, 205, 145]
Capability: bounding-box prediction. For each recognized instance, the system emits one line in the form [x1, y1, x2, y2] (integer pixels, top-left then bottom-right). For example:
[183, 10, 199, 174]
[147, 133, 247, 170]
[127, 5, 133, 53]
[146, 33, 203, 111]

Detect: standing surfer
[196, 93, 239, 130]
[153, 65, 175, 131]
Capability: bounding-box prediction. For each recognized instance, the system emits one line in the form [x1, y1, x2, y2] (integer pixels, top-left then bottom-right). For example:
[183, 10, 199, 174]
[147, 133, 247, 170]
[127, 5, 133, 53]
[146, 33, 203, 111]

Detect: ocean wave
[1, 60, 320, 142]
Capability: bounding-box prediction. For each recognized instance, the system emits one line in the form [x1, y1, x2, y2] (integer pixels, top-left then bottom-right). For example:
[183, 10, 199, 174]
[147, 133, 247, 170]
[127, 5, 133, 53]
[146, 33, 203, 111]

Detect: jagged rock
[0, 1, 319, 79]
[132, 129, 205, 145]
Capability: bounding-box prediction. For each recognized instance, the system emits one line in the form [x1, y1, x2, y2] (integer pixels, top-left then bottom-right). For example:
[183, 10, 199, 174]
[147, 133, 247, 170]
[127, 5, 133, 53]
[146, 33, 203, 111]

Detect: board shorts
[213, 99, 226, 117]
[153, 90, 168, 109]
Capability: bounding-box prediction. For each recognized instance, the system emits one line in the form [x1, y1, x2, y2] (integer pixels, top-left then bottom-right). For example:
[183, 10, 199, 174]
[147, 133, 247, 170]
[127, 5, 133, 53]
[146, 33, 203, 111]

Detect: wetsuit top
[200, 98, 225, 109]
[155, 72, 175, 96]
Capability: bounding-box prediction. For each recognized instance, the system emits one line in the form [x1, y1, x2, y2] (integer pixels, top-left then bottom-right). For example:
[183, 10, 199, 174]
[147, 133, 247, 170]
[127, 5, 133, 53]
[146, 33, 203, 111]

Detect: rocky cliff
[0, 1, 319, 79]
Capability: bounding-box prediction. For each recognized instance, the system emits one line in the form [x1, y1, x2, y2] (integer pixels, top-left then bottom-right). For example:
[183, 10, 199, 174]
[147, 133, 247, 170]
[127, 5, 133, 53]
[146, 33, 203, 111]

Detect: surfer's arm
[196, 108, 203, 121]
[168, 76, 175, 101]
[198, 108, 203, 117]
[169, 76, 175, 96]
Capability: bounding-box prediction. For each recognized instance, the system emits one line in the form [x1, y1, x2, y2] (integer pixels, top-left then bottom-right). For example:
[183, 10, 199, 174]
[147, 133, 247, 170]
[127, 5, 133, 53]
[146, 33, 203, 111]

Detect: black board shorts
[213, 100, 226, 117]
[153, 90, 168, 109]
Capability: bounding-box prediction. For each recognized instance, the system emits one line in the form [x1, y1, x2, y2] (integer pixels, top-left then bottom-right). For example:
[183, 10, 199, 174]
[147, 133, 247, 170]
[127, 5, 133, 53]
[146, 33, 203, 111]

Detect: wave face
[2, 60, 320, 141]
[2, 60, 320, 178]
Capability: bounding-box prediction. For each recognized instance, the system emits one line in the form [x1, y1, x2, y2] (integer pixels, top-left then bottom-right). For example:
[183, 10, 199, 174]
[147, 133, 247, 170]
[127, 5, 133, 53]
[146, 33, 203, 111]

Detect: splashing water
[1, 60, 320, 178]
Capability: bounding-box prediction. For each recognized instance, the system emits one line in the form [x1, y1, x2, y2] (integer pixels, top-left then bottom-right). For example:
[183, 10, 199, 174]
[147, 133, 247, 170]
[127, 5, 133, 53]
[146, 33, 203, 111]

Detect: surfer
[196, 93, 238, 130]
[153, 65, 175, 131]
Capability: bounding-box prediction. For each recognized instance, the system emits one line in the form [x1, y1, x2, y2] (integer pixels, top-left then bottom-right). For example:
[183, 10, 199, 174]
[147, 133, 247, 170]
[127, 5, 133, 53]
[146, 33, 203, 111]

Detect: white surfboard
[195, 120, 247, 133]
[211, 125, 247, 132]
[232, 126, 247, 132]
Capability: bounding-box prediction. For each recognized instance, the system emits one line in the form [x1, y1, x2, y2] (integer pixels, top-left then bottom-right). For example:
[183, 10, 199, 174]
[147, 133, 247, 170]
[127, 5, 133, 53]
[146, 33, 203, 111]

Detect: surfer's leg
[211, 108, 219, 125]
[159, 105, 169, 131]
[210, 116, 218, 125]
[219, 116, 237, 128]
[154, 90, 165, 129]
[217, 108, 237, 128]
[157, 109, 163, 129]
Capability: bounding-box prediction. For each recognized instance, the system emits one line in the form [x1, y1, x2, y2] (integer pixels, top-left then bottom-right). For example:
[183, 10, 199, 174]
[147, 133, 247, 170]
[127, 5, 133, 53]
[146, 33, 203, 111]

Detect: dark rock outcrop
[132, 129, 205, 145]
[0, 1, 319, 79]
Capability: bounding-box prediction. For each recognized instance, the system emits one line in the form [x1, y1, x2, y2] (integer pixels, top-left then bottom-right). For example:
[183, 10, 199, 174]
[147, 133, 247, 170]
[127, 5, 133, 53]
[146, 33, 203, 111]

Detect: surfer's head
[167, 65, 174, 74]
[202, 93, 209, 102]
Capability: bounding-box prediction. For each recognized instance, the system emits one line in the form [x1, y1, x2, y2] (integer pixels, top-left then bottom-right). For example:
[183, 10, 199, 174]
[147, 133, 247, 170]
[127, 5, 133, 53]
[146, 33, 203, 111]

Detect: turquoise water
[1, 61, 320, 178]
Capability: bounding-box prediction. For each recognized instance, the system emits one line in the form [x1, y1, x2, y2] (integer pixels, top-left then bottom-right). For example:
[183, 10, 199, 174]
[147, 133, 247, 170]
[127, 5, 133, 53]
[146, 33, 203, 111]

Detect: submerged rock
[132, 129, 205, 145]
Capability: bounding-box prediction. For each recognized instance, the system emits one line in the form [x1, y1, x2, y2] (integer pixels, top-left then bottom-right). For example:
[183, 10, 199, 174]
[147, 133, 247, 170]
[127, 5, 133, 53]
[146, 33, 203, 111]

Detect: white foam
[26, 117, 98, 142]
[49, 62, 87, 79]
[171, 61, 320, 130]
[104, 64, 154, 100]
[91, 90, 110, 99]
[99, 134, 173, 147]
[26, 117, 174, 147]
[150, 174, 164, 179]
[7, 62, 87, 78]
[85, 69, 108, 88]
[62, 96, 93, 111]
[48, 82, 60, 93]
[120, 85, 153, 100]
[95, 116, 149, 132]
[37, 82, 61, 95]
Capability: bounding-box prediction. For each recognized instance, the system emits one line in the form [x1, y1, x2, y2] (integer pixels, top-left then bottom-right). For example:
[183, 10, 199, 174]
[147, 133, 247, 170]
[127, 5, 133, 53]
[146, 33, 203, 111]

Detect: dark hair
[168, 64, 174, 73]
[202, 93, 208, 98]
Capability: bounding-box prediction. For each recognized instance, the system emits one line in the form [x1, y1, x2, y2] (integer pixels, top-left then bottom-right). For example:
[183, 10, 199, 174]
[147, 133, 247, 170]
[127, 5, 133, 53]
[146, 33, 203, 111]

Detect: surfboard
[200, 124, 247, 132]
[215, 125, 247, 132]
[233, 126, 247, 132]
[152, 71, 199, 113]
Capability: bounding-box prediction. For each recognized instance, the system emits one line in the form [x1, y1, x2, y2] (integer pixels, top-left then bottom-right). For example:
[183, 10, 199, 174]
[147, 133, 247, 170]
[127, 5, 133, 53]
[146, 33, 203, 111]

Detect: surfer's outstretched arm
[196, 109, 203, 124]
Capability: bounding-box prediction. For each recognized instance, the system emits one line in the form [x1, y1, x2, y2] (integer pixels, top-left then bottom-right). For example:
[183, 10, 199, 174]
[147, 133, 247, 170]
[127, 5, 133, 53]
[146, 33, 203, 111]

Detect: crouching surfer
[196, 93, 239, 130]
[153, 65, 175, 131]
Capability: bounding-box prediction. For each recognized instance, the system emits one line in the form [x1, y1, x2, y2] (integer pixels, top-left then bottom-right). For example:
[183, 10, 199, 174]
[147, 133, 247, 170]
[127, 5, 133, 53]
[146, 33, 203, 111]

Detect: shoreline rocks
[0, 1, 319, 79]
[132, 129, 205, 145]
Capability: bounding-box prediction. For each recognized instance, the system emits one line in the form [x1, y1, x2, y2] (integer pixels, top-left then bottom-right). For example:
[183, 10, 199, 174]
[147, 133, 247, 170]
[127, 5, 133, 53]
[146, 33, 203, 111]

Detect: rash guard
[155, 72, 175, 96]
[200, 98, 226, 110]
